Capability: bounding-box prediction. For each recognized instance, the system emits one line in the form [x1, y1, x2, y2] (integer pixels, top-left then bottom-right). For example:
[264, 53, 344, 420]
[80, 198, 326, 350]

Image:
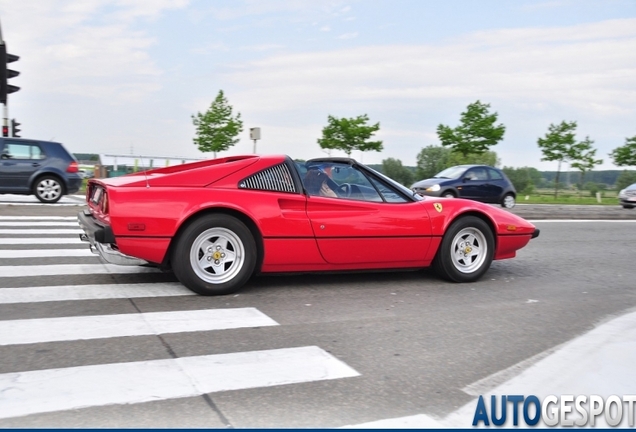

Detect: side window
[488, 168, 503, 180]
[4, 144, 31, 159]
[2, 143, 45, 160]
[303, 162, 382, 202]
[369, 178, 408, 203]
[466, 168, 488, 181]
[31, 145, 45, 160]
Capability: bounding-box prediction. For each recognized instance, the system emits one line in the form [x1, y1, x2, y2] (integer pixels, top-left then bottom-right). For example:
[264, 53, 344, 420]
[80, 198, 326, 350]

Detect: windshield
[365, 166, 423, 201]
[434, 166, 467, 179]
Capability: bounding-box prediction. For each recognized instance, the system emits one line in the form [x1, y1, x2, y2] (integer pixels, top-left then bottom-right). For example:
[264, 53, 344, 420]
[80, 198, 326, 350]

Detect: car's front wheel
[501, 193, 516, 209]
[433, 216, 494, 283]
[171, 215, 257, 295]
[34, 175, 64, 203]
[622, 205, 634, 209]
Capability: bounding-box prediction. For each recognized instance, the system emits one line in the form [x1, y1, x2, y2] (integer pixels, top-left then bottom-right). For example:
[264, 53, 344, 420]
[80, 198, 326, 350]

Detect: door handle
[32, 162, 41, 167]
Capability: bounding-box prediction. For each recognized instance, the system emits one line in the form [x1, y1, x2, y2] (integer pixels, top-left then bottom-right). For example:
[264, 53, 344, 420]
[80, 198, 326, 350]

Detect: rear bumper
[77, 209, 148, 266]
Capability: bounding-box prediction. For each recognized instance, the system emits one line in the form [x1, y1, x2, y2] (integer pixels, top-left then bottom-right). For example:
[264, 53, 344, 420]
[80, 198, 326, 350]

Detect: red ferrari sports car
[78, 155, 539, 296]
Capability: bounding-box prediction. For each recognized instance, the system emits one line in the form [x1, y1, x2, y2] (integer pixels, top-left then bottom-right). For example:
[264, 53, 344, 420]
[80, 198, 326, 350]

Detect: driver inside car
[303, 169, 338, 197]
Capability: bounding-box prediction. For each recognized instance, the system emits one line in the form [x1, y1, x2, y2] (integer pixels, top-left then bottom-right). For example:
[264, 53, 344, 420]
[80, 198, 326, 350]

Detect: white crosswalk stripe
[0, 283, 193, 304]
[0, 221, 79, 226]
[0, 228, 83, 234]
[0, 263, 160, 277]
[0, 237, 84, 244]
[0, 249, 94, 258]
[0, 308, 279, 345]
[0, 346, 360, 420]
[0, 217, 361, 424]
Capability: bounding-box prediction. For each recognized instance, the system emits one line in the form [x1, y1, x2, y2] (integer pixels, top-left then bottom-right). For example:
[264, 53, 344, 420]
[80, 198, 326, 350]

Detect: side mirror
[462, 177, 470, 183]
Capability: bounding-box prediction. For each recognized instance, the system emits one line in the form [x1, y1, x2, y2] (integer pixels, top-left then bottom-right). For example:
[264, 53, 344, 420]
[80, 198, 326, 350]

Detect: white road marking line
[0, 229, 83, 234]
[0, 216, 77, 220]
[0, 249, 95, 258]
[528, 219, 636, 222]
[0, 308, 279, 346]
[0, 237, 84, 245]
[0, 222, 79, 227]
[0, 282, 193, 304]
[0, 346, 360, 419]
[0, 264, 159, 277]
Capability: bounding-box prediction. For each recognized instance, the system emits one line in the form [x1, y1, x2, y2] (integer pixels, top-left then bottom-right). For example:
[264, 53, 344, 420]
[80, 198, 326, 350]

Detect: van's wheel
[433, 216, 494, 282]
[171, 215, 256, 295]
[34, 176, 64, 203]
[501, 193, 516, 209]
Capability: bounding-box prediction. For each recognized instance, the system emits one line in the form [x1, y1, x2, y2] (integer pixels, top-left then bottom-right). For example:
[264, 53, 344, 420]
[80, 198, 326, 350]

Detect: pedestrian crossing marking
[0, 346, 360, 420]
[0, 249, 95, 258]
[0, 308, 279, 346]
[0, 264, 159, 277]
[0, 283, 193, 304]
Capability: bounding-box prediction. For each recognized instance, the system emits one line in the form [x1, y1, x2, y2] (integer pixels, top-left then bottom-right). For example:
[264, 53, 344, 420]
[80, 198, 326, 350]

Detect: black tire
[501, 193, 516, 209]
[433, 216, 495, 283]
[171, 215, 257, 295]
[622, 205, 634, 209]
[34, 175, 64, 203]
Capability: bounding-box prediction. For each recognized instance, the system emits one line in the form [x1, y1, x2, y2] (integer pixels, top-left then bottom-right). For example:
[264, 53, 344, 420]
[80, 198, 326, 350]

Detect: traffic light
[11, 118, 20, 137]
[1, 125, 7, 137]
[0, 43, 20, 105]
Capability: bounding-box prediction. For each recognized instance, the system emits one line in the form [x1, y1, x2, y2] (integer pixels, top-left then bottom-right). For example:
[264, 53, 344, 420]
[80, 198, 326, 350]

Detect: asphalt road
[0, 199, 634, 427]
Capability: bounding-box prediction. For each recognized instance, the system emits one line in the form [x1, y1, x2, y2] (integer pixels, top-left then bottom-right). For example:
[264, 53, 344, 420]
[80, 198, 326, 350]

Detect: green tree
[382, 158, 414, 187]
[537, 121, 589, 199]
[415, 145, 451, 180]
[437, 100, 506, 157]
[616, 171, 636, 190]
[609, 136, 636, 167]
[415, 145, 499, 180]
[570, 137, 603, 190]
[192, 90, 243, 158]
[318, 114, 382, 157]
[502, 167, 541, 194]
[447, 150, 500, 167]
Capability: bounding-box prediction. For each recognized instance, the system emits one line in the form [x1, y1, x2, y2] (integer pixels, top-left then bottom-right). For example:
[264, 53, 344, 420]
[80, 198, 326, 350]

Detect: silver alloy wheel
[36, 179, 62, 202]
[450, 227, 488, 274]
[190, 227, 245, 284]
[443, 192, 455, 198]
[503, 194, 515, 209]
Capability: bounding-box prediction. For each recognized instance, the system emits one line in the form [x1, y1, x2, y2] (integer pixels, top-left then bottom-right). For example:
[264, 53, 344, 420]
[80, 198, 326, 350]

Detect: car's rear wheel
[501, 193, 516, 209]
[34, 175, 64, 203]
[433, 216, 494, 283]
[171, 215, 257, 295]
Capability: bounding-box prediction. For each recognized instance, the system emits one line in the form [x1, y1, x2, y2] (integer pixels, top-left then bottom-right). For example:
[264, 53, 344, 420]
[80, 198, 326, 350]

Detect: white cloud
[337, 32, 358, 39]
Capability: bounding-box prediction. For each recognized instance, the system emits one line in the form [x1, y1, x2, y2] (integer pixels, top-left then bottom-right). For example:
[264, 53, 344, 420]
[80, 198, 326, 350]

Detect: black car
[0, 138, 83, 203]
[411, 164, 517, 208]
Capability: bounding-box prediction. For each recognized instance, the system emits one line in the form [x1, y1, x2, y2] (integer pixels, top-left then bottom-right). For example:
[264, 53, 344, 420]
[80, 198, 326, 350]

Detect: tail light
[102, 192, 109, 214]
[67, 161, 79, 173]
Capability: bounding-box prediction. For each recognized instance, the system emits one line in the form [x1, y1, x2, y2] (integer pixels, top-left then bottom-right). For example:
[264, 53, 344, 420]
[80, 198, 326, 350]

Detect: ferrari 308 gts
[78, 155, 539, 295]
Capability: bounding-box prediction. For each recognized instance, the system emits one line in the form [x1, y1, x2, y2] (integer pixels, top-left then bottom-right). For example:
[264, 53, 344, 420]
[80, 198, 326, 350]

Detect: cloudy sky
[1, 0, 635, 170]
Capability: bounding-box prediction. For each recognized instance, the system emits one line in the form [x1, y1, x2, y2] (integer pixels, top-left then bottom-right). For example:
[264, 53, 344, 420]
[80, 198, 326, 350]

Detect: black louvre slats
[239, 164, 296, 193]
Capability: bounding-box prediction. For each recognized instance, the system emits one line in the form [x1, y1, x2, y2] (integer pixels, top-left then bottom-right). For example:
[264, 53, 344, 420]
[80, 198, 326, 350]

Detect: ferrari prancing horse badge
[434, 203, 443, 213]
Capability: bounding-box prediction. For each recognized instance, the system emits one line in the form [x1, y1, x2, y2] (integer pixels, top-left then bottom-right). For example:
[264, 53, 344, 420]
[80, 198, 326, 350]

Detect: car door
[303, 162, 432, 266]
[457, 167, 489, 201]
[0, 141, 45, 192]
[486, 168, 506, 202]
